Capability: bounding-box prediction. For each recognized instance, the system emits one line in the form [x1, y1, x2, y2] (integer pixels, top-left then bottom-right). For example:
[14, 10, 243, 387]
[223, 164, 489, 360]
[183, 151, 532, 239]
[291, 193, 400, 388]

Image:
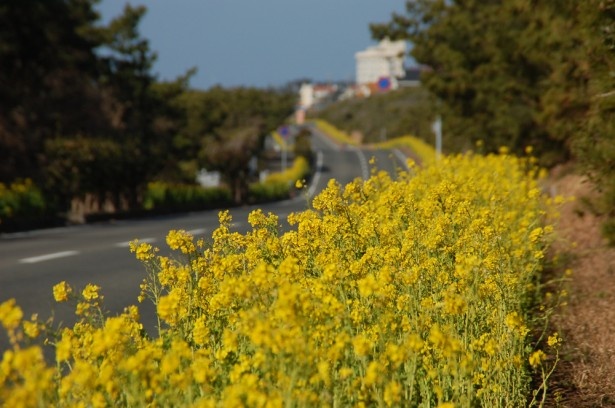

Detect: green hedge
[143, 182, 232, 212]
[249, 156, 311, 203]
[0, 179, 46, 220]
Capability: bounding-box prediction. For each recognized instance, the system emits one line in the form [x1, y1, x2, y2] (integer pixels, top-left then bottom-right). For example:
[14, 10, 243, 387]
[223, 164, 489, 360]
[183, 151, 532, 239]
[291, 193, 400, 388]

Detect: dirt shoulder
[547, 167, 615, 406]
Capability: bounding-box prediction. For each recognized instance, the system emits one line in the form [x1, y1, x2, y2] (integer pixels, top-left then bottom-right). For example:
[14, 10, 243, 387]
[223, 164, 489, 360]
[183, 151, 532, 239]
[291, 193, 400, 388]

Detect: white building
[355, 38, 407, 86]
[298, 82, 338, 110]
[299, 83, 314, 110]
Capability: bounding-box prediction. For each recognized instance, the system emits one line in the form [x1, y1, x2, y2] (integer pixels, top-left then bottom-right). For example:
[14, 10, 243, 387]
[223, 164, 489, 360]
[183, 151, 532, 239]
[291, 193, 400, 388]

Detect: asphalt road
[0, 128, 407, 350]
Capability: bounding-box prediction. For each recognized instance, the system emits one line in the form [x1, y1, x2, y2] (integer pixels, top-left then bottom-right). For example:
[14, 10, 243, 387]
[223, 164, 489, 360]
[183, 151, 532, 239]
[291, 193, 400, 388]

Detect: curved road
[0, 128, 408, 348]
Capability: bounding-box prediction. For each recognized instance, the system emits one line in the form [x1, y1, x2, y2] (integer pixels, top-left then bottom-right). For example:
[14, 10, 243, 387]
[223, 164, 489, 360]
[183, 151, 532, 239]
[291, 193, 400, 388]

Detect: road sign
[377, 77, 391, 91]
[279, 125, 289, 138]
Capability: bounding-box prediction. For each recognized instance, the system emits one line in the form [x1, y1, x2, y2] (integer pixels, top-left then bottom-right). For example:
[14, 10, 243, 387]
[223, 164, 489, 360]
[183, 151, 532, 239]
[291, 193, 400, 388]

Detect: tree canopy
[0, 0, 295, 219]
[372, 0, 615, 241]
[177, 87, 295, 204]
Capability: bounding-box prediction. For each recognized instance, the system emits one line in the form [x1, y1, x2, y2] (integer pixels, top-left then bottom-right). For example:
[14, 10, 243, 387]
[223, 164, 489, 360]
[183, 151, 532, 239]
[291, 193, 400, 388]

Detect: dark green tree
[572, 1, 615, 243]
[0, 0, 108, 183]
[42, 137, 123, 216]
[0, 0, 295, 221]
[177, 87, 295, 204]
[1, 1, 192, 218]
[203, 124, 265, 204]
[371, 0, 588, 165]
[374, 0, 615, 242]
[97, 4, 166, 209]
[148, 69, 198, 183]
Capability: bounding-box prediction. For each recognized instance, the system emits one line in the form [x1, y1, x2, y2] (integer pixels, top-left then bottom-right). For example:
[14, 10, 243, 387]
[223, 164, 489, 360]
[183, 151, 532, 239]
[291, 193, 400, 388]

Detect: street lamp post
[432, 115, 442, 161]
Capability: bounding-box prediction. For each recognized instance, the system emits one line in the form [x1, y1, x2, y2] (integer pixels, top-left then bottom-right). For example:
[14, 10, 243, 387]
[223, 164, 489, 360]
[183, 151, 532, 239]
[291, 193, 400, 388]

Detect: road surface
[0, 127, 408, 350]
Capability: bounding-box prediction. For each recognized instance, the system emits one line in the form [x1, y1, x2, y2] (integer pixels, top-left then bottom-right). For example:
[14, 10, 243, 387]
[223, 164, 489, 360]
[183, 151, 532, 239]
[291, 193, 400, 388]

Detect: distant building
[295, 39, 419, 111]
[355, 38, 407, 87]
[299, 83, 314, 110]
[298, 82, 339, 110]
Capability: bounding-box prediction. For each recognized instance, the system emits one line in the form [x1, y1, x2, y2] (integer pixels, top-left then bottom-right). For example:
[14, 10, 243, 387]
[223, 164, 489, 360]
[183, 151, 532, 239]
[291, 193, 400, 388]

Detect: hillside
[308, 87, 437, 147]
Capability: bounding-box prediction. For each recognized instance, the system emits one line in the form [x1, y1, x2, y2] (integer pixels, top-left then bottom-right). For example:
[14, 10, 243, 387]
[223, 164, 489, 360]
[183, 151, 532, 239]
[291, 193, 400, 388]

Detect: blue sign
[378, 77, 391, 90]
[279, 125, 289, 138]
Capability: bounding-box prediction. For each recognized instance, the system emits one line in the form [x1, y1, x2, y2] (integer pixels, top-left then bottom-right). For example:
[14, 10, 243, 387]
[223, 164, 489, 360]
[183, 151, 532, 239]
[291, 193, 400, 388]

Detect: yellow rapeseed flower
[53, 281, 72, 302]
[166, 229, 196, 254]
[192, 316, 209, 346]
[157, 290, 181, 326]
[352, 335, 372, 358]
[22, 319, 40, 339]
[547, 332, 562, 348]
[0, 152, 562, 406]
[0, 299, 23, 331]
[383, 380, 402, 406]
[130, 240, 157, 261]
[82, 284, 101, 301]
[529, 350, 546, 368]
[363, 361, 381, 387]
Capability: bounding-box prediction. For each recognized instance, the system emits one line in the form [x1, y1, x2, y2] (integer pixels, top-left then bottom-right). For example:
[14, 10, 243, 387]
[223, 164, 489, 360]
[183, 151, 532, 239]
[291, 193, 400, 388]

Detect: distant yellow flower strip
[271, 131, 289, 151]
[0, 153, 560, 406]
[250, 156, 311, 202]
[263, 156, 310, 185]
[373, 135, 437, 165]
[312, 119, 358, 146]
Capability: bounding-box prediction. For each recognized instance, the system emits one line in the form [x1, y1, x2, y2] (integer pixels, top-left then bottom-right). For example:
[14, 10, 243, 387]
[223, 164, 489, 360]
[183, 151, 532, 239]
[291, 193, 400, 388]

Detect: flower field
[0, 153, 562, 407]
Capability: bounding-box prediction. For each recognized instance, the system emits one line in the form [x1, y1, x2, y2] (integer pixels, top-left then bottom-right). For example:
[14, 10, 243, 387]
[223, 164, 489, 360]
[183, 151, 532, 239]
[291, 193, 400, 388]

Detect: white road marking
[307, 150, 324, 198]
[19, 250, 80, 264]
[187, 228, 206, 236]
[314, 129, 340, 150]
[350, 146, 370, 180]
[393, 148, 410, 171]
[114, 237, 157, 248]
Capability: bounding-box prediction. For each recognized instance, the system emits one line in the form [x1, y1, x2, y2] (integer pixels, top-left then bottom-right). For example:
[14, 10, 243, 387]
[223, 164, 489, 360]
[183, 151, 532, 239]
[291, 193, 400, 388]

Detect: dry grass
[546, 166, 615, 407]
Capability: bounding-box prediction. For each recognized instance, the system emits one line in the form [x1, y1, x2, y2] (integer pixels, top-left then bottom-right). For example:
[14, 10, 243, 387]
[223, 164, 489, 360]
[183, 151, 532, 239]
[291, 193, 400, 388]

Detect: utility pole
[282, 144, 287, 171]
[432, 115, 442, 160]
[280, 125, 289, 171]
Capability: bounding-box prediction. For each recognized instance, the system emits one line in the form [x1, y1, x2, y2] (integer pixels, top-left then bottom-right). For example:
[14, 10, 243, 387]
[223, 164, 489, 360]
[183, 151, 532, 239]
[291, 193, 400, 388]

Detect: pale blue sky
[96, 1, 409, 90]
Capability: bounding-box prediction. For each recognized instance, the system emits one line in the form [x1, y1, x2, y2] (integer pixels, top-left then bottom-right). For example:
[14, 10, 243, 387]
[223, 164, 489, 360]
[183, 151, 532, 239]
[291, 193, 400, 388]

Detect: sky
[96, 1, 409, 90]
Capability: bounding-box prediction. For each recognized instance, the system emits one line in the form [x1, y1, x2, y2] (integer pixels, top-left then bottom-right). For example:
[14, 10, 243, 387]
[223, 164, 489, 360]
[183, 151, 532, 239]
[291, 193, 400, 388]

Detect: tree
[0, 0, 108, 183]
[0, 1, 192, 218]
[371, 1, 587, 165]
[0, 0, 295, 221]
[374, 0, 615, 242]
[203, 124, 264, 204]
[42, 137, 123, 215]
[572, 0, 615, 243]
[97, 4, 166, 209]
[148, 69, 198, 183]
[177, 87, 295, 204]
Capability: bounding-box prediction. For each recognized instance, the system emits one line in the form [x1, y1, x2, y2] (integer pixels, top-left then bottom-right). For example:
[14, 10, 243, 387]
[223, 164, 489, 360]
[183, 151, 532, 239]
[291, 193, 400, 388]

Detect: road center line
[350, 146, 370, 180]
[19, 250, 80, 264]
[114, 237, 157, 248]
[393, 148, 410, 171]
[307, 150, 324, 198]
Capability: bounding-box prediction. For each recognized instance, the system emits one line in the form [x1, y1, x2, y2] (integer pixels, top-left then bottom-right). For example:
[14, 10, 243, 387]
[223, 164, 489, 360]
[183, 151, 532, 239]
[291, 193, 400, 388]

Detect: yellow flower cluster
[0, 152, 561, 406]
[312, 119, 358, 145]
[264, 156, 310, 185]
[372, 135, 437, 165]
